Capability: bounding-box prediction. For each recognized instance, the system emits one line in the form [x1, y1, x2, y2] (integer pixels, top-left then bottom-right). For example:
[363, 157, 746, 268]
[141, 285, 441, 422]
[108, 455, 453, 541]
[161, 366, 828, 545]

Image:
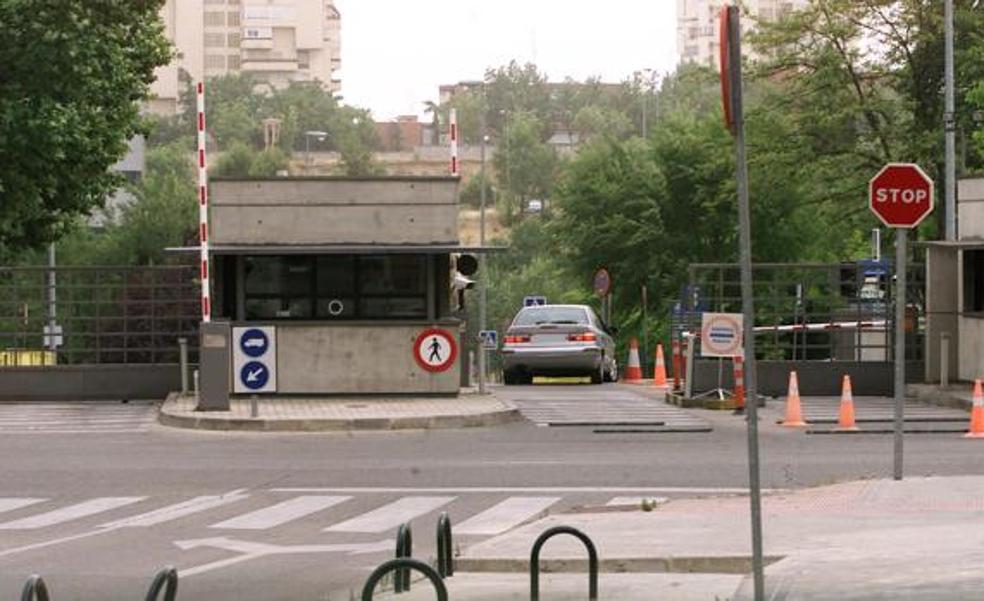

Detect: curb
[454, 555, 784, 575]
[157, 393, 523, 432]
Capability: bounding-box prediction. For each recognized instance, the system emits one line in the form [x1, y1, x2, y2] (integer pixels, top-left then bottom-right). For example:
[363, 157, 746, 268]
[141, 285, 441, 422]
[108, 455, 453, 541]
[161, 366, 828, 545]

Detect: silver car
[500, 304, 618, 385]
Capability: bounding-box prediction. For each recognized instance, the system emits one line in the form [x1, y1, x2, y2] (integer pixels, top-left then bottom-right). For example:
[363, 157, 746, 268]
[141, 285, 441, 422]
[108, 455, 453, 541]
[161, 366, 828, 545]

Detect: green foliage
[247, 148, 289, 177]
[0, 0, 171, 259]
[459, 173, 496, 208]
[572, 106, 634, 142]
[211, 143, 289, 178]
[492, 112, 558, 222]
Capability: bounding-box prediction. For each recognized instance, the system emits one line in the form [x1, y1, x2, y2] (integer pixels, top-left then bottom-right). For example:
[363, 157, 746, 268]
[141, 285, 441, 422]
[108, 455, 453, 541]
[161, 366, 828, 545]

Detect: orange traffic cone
[965, 379, 984, 439]
[652, 344, 669, 389]
[835, 375, 859, 432]
[732, 357, 745, 411]
[624, 338, 643, 383]
[780, 371, 808, 427]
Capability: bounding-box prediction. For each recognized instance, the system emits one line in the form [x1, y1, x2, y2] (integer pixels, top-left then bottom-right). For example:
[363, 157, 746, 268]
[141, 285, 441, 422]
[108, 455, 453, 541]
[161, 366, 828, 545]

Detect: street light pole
[944, 0, 956, 240]
[479, 119, 488, 394]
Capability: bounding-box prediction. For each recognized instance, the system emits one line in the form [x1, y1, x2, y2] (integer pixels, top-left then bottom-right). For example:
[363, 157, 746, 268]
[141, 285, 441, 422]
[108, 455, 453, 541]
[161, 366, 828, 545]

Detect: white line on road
[324, 496, 455, 533]
[273, 486, 779, 495]
[210, 495, 350, 530]
[0, 497, 145, 530]
[0, 498, 47, 514]
[455, 497, 560, 535]
[101, 490, 250, 528]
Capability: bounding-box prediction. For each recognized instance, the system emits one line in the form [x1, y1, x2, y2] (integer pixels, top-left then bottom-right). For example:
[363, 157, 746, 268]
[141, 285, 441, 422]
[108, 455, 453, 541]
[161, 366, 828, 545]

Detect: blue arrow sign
[240, 361, 270, 390]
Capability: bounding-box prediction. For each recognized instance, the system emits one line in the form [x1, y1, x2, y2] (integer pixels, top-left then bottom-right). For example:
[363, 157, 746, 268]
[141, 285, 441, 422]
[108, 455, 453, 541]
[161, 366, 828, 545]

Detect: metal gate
[0, 265, 199, 401]
[677, 261, 925, 396]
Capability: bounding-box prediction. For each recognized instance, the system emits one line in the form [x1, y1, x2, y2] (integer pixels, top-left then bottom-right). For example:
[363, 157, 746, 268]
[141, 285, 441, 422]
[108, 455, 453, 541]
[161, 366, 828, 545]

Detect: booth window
[243, 255, 428, 320]
[965, 250, 984, 314]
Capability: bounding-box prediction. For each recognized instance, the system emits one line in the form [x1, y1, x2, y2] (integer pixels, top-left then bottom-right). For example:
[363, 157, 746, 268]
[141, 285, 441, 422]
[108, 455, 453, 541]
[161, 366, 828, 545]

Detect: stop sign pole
[869, 163, 934, 481]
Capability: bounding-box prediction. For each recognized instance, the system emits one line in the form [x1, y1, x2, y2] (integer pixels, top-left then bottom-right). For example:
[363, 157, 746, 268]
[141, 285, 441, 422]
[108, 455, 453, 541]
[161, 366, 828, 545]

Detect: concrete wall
[925, 245, 958, 383]
[958, 317, 984, 381]
[0, 365, 184, 401]
[957, 178, 984, 380]
[959, 178, 984, 239]
[210, 178, 459, 246]
[270, 323, 461, 395]
[692, 360, 920, 396]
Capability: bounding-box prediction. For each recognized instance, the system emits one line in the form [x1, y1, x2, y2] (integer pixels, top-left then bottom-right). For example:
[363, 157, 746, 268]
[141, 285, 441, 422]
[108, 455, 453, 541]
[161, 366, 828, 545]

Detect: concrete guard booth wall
[204, 177, 471, 397]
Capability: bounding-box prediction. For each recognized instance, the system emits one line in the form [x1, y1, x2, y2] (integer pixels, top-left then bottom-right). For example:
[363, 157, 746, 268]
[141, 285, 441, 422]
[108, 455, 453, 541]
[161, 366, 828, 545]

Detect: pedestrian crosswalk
[793, 397, 968, 424]
[0, 490, 685, 538]
[513, 393, 710, 430]
[0, 402, 157, 433]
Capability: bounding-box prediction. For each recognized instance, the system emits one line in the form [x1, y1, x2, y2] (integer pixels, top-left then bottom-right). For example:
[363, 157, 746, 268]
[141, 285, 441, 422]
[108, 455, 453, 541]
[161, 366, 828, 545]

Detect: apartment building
[676, 0, 809, 69]
[150, 0, 341, 115]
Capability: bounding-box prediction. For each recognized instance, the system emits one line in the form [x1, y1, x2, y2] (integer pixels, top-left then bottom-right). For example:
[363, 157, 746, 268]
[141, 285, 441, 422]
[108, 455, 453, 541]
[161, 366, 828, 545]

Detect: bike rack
[20, 575, 50, 601]
[395, 522, 413, 593]
[144, 566, 178, 601]
[436, 512, 454, 578]
[361, 558, 448, 601]
[529, 526, 599, 601]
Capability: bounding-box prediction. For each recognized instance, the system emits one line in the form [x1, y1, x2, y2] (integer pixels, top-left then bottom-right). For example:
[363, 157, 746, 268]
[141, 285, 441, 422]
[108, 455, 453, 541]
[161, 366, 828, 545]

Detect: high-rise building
[676, 0, 808, 69]
[150, 0, 341, 115]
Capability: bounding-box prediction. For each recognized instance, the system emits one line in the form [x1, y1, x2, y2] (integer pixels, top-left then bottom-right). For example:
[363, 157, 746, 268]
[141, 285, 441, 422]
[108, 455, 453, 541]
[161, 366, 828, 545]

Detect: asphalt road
[0, 383, 981, 600]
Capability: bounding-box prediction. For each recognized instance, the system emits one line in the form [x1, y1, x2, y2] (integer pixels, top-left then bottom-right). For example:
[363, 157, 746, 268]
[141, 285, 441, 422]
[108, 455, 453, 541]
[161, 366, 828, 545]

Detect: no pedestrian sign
[701, 313, 744, 358]
[413, 328, 458, 373]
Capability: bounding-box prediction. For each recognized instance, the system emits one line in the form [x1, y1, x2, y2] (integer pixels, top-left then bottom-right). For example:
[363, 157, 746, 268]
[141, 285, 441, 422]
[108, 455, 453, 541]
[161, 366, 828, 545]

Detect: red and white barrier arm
[449, 108, 459, 176]
[196, 82, 211, 323]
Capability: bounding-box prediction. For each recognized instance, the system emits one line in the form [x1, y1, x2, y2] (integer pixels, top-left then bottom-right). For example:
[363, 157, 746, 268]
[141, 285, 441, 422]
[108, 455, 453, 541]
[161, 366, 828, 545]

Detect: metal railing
[529, 526, 598, 601]
[436, 512, 454, 578]
[18, 567, 178, 600]
[361, 559, 448, 601]
[395, 522, 413, 593]
[0, 265, 200, 366]
[681, 262, 925, 362]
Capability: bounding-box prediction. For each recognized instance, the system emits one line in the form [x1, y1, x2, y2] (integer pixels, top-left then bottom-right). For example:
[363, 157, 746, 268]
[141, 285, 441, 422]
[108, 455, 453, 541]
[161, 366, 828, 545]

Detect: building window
[227, 54, 241, 69]
[228, 11, 241, 26]
[964, 250, 984, 314]
[228, 32, 241, 47]
[205, 33, 224, 47]
[242, 255, 429, 320]
[204, 11, 225, 26]
[205, 54, 226, 69]
[204, 0, 224, 4]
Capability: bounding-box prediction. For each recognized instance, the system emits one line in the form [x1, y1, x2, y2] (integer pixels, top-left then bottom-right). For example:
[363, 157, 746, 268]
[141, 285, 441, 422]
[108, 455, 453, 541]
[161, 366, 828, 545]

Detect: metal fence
[0, 265, 200, 366]
[679, 262, 925, 362]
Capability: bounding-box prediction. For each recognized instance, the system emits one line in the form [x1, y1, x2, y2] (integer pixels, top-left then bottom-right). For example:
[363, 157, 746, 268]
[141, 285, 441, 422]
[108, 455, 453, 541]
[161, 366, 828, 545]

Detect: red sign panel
[869, 163, 934, 228]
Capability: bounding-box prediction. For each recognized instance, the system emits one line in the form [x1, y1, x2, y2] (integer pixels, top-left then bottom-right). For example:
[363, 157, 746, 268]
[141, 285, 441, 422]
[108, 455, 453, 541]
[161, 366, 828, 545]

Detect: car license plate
[533, 334, 568, 344]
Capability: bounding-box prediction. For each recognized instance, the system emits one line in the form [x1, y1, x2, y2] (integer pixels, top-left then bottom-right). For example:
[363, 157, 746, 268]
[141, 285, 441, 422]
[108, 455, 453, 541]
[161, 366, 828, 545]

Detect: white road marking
[0, 497, 145, 530]
[455, 497, 560, 535]
[101, 490, 250, 528]
[175, 537, 392, 578]
[324, 496, 455, 533]
[210, 495, 350, 530]
[274, 486, 778, 495]
[606, 496, 669, 507]
[0, 498, 47, 514]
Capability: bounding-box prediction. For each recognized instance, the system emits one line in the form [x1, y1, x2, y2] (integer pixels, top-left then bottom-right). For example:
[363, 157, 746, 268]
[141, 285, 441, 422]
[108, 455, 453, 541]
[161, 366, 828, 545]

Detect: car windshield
[512, 307, 589, 326]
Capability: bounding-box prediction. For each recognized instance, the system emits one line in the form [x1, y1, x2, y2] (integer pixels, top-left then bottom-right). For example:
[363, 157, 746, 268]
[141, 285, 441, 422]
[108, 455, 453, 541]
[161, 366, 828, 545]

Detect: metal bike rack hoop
[361, 558, 448, 601]
[529, 525, 599, 601]
[21, 575, 50, 601]
[145, 566, 179, 601]
[436, 512, 454, 578]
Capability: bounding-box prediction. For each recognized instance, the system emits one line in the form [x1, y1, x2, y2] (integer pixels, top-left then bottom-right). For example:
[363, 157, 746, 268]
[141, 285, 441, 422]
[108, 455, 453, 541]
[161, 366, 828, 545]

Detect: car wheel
[521, 372, 535, 385]
[605, 361, 618, 383]
[590, 364, 604, 385]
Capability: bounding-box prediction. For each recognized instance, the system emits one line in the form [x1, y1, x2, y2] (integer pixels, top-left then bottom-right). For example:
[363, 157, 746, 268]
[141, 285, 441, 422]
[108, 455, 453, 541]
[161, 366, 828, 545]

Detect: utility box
[187, 176, 496, 399]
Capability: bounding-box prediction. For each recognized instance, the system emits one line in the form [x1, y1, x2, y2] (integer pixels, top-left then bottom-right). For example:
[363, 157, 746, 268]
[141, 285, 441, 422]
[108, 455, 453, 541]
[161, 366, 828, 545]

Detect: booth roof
[165, 244, 507, 255]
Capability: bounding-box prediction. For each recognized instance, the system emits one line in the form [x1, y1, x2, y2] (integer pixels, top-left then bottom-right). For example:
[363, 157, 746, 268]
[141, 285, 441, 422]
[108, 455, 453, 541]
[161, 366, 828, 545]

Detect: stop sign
[869, 163, 935, 228]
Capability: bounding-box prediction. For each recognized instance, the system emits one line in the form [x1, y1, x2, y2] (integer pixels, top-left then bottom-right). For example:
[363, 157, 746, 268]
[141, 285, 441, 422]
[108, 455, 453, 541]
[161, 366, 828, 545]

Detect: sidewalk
[158, 391, 520, 432]
[383, 476, 984, 600]
[908, 382, 975, 411]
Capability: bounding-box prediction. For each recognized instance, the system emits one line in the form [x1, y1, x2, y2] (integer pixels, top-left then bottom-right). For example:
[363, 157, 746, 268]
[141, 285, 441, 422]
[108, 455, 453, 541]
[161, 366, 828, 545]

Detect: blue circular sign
[240, 361, 269, 390]
[240, 329, 269, 358]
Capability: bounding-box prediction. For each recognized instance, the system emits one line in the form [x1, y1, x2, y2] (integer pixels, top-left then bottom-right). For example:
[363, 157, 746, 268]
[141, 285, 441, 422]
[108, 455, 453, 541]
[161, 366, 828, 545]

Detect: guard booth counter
[187, 177, 494, 408]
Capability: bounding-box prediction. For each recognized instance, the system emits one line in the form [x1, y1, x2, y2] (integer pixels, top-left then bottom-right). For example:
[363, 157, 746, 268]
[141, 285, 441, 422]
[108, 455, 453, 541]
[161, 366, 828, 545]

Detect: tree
[491, 112, 557, 221]
[0, 0, 171, 259]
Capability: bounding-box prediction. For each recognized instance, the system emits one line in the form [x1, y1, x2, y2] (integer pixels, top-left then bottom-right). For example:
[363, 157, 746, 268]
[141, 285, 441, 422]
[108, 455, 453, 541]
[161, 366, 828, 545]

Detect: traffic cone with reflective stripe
[732, 357, 746, 412]
[835, 375, 859, 432]
[780, 371, 808, 427]
[653, 344, 669, 390]
[965, 379, 984, 439]
[624, 338, 643, 383]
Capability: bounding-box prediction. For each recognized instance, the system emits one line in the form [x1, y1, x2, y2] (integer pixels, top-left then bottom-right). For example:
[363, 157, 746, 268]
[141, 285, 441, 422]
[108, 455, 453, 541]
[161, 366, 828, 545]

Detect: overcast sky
[334, 0, 680, 120]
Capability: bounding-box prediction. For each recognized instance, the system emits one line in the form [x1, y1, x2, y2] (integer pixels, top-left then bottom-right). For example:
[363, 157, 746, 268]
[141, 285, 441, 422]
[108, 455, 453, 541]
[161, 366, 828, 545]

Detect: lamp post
[304, 130, 328, 171]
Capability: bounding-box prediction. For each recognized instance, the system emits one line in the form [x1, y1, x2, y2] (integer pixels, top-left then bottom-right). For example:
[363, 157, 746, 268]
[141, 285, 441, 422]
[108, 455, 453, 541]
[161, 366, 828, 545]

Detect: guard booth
[188, 176, 490, 407]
